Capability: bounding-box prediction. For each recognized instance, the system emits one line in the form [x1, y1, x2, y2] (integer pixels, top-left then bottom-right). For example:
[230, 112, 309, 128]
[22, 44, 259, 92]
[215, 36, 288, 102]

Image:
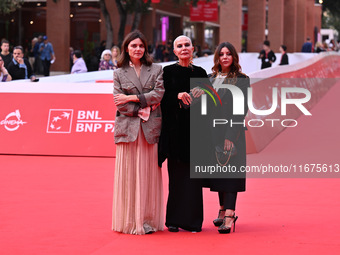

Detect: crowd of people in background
[1, 35, 340, 82]
[258, 37, 340, 69]
[302, 37, 339, 53]
[0, 36, 212, 82]
[315, 39, 339, 53]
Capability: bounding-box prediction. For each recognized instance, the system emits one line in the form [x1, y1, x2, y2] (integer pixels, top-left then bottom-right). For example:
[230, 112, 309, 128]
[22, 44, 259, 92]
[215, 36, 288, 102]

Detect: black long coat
[203, 73, 250, 193]
[158, 63, 208, 232]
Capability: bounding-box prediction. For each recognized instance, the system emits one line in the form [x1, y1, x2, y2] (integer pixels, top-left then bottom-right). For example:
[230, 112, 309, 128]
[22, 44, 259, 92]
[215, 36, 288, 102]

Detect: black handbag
[215, 144, 237, 166]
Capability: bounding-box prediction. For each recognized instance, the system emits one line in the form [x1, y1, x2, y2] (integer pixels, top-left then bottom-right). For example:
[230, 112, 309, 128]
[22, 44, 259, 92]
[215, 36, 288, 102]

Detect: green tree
[322, 10, 340, 35]
[321, 0, 340, 34]
[104, 0, 207, 47]
[113, 0, 205, 46]
[115, 0, 149, 47]
[99, 0, 150, 47]
[0, 0, 23, 14]
[322, 0, 340, 17]
[99, 0, 114, 49]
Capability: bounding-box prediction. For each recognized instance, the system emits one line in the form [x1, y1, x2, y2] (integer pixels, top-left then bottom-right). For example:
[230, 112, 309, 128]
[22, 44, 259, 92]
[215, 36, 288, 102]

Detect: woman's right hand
[178, 92, 192, 105]
[224, 139, 234, 151]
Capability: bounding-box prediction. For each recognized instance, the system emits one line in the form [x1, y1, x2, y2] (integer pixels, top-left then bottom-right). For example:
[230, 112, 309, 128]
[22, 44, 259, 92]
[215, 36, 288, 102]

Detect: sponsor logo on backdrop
[0, 110, 27, 131]
[46, 109, 115, 134]
[47, 109, 74, 133]
[76, 110, 115, 133]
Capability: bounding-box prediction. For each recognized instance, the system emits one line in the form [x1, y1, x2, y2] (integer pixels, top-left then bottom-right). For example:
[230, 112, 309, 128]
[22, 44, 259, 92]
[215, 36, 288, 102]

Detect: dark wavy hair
[117, 30, 152, 67]
[211, 42, 243, 79]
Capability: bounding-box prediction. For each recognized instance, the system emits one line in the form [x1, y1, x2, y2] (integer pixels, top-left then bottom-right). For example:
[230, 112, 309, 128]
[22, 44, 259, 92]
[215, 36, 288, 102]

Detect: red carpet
[1, 82, 340, 254]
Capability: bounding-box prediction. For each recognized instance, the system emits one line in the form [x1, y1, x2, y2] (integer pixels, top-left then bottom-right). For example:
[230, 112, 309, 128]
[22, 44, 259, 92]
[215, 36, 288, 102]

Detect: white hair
[100, 49, 112, 61]
[173, 35, 192, 48]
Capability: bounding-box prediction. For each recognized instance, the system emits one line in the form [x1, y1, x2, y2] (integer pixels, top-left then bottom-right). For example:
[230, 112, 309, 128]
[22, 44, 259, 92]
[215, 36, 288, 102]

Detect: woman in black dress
[158, 35, 207, 232]
[207, 42, 250, 234]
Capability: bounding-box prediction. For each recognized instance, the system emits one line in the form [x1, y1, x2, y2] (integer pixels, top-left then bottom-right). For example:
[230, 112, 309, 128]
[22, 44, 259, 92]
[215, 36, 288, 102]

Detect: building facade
[0, 0, 322, 72]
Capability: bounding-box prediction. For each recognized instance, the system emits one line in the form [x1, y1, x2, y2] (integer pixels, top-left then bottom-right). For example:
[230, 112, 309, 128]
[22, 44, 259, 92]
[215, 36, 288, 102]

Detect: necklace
[218, 71, 230, 77]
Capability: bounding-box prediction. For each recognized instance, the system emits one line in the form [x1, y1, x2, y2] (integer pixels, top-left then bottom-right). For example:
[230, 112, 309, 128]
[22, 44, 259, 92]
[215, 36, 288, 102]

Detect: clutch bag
[215, 144, 237, 166]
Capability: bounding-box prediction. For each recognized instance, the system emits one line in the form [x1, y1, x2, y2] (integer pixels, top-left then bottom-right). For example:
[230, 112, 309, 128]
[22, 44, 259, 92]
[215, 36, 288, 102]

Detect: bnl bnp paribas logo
[199, 78, 312, 128]
[47, 109, 115, 133]
[47, 109, 73, 133]
[0, 110, 27, 131]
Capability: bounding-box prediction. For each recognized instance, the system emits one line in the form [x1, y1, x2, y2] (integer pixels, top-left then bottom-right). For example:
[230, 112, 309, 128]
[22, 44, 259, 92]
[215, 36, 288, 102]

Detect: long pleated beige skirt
[112, 128, 164, 235]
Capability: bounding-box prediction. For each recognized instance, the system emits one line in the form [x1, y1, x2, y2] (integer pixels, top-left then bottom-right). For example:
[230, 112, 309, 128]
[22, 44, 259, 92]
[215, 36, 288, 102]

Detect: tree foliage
[113, 0, 151, 47]
[0, 0, 23, 14]
[112, 0, 211, 46]
[321, 0, 340, 34]
[99, 0, 114, 49]
[322, 10, 340, 35]
[322, 0, 340, 17]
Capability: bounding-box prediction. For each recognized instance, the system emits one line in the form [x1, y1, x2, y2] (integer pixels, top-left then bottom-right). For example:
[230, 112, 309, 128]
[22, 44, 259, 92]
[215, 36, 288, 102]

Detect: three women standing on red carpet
[112, 32, 248, 234]
[112, 31, 165, 235]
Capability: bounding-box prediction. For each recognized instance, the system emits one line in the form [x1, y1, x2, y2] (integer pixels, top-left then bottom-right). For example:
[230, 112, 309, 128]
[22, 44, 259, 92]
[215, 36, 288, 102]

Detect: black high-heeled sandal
[218, 213, 238, 234]
[213, 209, 226, 227]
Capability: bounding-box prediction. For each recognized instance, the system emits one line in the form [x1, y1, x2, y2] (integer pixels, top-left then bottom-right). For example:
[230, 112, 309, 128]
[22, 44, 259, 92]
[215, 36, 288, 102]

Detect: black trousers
[165, 159, 203, 231]
[218, 192, 237, 210]
[42, 59, 51, 76]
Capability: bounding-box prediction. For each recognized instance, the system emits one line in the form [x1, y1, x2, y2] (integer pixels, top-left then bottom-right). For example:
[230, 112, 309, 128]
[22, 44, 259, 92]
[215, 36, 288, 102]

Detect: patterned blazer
[113, 63, 164, 144]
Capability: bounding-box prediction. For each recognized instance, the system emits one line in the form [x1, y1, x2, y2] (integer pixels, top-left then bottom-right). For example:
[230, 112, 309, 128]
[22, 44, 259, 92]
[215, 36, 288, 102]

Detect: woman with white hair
[158, 35, 208, 233]
[98, 49, 115, 70]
